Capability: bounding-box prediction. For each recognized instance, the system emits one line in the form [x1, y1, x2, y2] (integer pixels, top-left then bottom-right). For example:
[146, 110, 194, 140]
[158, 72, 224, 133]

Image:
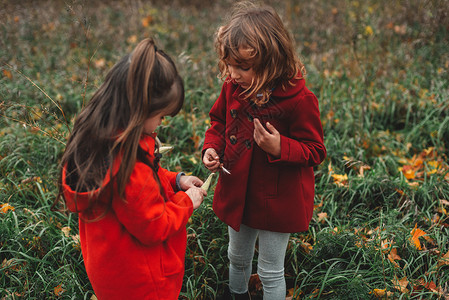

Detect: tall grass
[1, 0, 448, 299]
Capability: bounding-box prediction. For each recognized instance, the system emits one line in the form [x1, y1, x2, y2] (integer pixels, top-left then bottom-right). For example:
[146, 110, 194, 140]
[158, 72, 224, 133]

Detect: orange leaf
[54, 284, 65, 296]
[437, 250, 449, 268]
[2, 69, 12, 79]
[392, 276, 409, 294]
[410, 224, 426, 250]
[1, 203, 15, 213]
[388, 248, 401, 268]
[94, 58, 106, 69]
[142, 15, 153, 27]
[400, 165, 416, 180]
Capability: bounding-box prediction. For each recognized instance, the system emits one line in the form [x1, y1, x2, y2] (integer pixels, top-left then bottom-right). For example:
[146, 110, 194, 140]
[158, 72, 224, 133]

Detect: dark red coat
[203, 76, 326, 233]
[62, 134, 193, 300]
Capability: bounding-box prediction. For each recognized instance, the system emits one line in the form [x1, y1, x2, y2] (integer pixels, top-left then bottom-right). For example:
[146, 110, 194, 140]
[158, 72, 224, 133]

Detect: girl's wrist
[176, 172, 186, 191]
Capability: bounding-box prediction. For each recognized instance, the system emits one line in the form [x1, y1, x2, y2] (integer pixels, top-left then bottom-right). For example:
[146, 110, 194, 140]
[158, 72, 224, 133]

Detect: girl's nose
[229, 66, 239, 79]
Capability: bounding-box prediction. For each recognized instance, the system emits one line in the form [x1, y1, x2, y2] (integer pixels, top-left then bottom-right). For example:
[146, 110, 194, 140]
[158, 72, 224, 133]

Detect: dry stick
[3, 64, 72, 137]
[1, 114, 66, 145]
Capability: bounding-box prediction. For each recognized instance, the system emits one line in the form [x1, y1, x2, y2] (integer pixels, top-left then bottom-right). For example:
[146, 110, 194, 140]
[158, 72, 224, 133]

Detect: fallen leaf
[54, 284, 65, 296]
[370, 288, 394, 299]
[317, 212, 328, 223]
[388, 248, 401, 268]
[1, 203, 15, 213]
[142, 15, 153, 27]
[248, 273, 262, 294]
[94, 58, 106, 69]
[2, 69, 12, 79]
[61, 227, 71, 237]
[437, 250, 449, 268]
[392, 276, 409, 294]
[410, 224, 426, 250]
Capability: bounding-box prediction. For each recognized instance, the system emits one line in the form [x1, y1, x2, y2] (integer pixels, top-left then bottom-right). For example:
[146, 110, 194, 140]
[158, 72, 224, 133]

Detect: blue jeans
[228, 224, 290, 300]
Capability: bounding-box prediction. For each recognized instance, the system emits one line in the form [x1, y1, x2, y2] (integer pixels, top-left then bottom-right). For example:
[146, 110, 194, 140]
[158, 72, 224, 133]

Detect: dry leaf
[410, 224, 426, 250]
[61, 227, 71, 237]
[94, 58, 106, 69]
[248, 273, 262, 294]
[142, 15, 153, 27]
[317, 212, 328, 223]
[388, 248, 401, 268]
[370, 288, 394, 299]
[392, 276, 409, 294]
[1, 203, 15, 213]
[2, 69, 13, 79]
[54, 284, 65, 296]
[437, 250, 449, 268]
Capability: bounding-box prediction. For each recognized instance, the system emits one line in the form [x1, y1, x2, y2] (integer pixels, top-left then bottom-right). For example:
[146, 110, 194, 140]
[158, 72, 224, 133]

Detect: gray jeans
[228, 224, 290, 300]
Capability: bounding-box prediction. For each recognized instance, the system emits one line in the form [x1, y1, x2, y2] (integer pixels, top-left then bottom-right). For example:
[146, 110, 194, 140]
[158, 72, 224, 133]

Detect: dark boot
[218, 287, 250, 300]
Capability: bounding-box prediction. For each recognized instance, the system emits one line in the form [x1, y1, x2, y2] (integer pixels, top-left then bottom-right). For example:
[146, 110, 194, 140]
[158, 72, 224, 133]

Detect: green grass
[1, 0, 449, 299]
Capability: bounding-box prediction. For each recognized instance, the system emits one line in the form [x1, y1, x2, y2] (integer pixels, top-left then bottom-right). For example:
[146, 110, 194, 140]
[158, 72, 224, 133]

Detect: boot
[218, 286, 250, 300]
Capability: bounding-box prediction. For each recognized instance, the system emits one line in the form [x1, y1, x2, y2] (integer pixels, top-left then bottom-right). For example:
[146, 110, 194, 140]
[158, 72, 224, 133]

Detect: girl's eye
[241, 67, 251, 71]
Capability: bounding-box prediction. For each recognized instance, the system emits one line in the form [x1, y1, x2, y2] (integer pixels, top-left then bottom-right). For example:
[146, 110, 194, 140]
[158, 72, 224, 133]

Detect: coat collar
[230, 72, 306, 103]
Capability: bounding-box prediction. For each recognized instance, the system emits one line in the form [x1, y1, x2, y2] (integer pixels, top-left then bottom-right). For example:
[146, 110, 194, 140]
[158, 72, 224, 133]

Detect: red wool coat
[203, 76, 326, 233]
[62, 134, 193, 300]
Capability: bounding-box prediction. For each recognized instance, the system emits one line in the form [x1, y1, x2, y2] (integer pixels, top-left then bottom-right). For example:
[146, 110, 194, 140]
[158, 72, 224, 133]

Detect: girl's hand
[185, 187, 206, 209]
[203, 148, 222, 172]
[253, 118, 281, 158]
[179, 175, 203, 190]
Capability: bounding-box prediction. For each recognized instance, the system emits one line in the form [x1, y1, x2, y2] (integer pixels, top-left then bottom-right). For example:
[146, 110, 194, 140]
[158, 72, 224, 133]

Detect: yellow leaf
[370, 288, 394, 299]
[127, 35, 138, 44]
[331, 173, 348, 186]
[364, 25, 374, 36]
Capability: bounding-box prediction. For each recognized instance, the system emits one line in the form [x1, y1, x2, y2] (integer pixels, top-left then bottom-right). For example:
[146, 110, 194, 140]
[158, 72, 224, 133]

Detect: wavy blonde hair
[215, 1, 305, 106]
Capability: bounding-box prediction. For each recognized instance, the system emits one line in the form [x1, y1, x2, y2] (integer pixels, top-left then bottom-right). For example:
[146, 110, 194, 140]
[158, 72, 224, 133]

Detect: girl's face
[143, 111, 166, 135]
[226, 48, 255, 90]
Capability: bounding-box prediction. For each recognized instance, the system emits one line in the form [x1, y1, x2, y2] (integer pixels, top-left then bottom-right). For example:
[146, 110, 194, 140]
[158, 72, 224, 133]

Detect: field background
[1, 0, 449, 299]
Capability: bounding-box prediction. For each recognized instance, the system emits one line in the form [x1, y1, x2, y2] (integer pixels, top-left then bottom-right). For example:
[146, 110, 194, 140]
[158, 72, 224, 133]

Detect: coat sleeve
[268, 91, 326, 167]
[112, 163, 193, 246]
[202, 83, 227, 157]
[159, 168, 178, 190]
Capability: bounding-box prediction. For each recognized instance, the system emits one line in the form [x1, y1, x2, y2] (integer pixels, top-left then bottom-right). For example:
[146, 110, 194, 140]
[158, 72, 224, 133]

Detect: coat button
[244, 139, 251, 149]
[246, 113, 254, 122]
[230, 135, 237, 145]
[230, 109, 238, 118]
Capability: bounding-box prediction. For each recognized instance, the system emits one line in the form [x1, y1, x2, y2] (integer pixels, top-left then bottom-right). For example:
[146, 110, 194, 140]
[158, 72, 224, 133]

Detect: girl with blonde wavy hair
[203, 2, 326, 299]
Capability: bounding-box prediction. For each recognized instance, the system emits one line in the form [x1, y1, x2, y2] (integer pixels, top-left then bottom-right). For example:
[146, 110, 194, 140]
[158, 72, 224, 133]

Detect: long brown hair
[215, 1, 305, 105]
[54, 38, 184, 214]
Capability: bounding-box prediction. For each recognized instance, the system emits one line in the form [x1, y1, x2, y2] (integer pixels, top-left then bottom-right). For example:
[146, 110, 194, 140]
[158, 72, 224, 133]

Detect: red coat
[62, 134, 193, 300]
[203, 76, 326, 233]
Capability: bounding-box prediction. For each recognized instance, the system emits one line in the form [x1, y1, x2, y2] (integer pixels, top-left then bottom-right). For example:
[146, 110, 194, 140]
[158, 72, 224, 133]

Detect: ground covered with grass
[1, 0, 448, 299]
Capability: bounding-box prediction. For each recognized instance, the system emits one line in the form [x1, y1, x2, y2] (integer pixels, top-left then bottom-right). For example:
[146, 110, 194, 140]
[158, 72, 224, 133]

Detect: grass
[1, 0, 449, 299]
